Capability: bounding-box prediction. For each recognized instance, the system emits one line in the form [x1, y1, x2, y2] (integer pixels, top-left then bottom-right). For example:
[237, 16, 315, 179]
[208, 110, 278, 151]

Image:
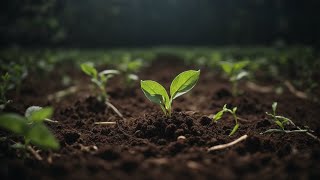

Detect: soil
[1, 56, 320, 180]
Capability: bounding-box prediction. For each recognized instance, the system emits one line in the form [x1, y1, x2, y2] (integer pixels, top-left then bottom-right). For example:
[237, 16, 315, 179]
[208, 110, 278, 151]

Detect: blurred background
[1, 0, 319, 48]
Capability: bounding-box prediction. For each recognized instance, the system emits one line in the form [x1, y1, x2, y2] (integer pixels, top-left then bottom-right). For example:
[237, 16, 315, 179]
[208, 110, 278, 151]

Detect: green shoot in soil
[213, 104, 240, 136]
[261, 102, 320, 142]
[220, 60, 249, 96]
[81, 62, 119, 102]
[119, 60, 142, 88]
[0, 106, 60, 150]
[141, 70, 200, 117]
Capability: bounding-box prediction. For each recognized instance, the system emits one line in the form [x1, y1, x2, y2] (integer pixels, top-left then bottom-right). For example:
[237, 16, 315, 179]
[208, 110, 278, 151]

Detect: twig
[44, 118, 59, 123]
[284, 81, 308, 99]
[47, 86, 78, 102]
[208, 135, 248, 152]
[246, 82, 273, 93]
[105, 101, 123, 118]
[27, 146, 43, 161]
[94, 121, 116, 125]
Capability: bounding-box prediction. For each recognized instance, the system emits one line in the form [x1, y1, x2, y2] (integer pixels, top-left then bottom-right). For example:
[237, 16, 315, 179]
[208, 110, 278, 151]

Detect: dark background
[1, 0, 319, 48]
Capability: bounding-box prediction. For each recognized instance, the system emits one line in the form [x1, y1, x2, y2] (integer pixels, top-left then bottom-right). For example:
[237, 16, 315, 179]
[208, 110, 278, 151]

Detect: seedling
[261, 102, 320, 142]
[81, 63, 119, 102]
[141, 70, 200, 117]
[0, 106, 60, 152]
[81, 63, 123, 118]
[119, 60, 142, 87]
[213, 104, 240, 136]
[220, 60, 249, 96]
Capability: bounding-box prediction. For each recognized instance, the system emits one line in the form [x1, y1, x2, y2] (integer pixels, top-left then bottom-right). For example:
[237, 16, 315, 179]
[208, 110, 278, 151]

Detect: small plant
[220, 60, 249, 96]
[213, 104, 240, 136]
[261, 102, 320, 142]
[81, 63, 119, 102]
[119, 60, 143, 87]
[141, 70, 200, 117]
[0, 106, 60, 151]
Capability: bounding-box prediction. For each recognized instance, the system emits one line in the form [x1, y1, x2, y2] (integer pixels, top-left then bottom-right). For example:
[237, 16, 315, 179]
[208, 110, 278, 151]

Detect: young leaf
[0, 114, 27, 135]
[141, 80, 169, 106]
[99, 70, 120, 76]
[220, 62, 233, 75]
[26, 123, 60, 150]
[233, 61, 249, 71]
[213, 109, 225, 121]
[81, 63, 97, 78]
[272, 102, 277, 115]
[170, 70, 200, 100]
[29, 107, 53, 123]
[229, 123, 239, 136]
[275, 120, 284, 130]
[234, 71, 249, 81]
[25, 106, 53, 122]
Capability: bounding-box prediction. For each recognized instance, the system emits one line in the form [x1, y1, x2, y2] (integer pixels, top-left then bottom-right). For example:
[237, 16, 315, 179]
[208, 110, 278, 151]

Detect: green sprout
[119, 59, 143, 87]
[0, 106, 60, 151]
[261, 102, 320, 142]
[213, 104, 240, 136]
[141, 70, 200, 117]
[81, 63, 119, 102]
[220, 60, 249, 96]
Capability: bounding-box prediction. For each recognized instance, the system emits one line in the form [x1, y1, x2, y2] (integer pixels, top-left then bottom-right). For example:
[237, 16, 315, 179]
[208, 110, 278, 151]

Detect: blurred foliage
[1, 0, 319, 47]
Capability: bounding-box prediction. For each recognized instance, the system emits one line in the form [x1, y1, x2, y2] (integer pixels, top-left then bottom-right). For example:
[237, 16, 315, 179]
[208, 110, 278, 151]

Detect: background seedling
[81, 62, 119, 102]
[213, 104, 240, 136]
[261, 102, 320, 142]
[220, 60, 249, 96]
[81, 63, 123, 118]
[118, 59, 142, 88]
[141, 70, 200, 117]
[0, 106, 60, 154]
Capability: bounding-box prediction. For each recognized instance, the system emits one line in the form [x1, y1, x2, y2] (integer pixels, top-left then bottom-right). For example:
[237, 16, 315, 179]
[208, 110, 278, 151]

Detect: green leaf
[25, 106, 53, 123]
[127, 61, 143, 72]
[213, 105, 227, 121]
[232, 107, 237, 113]
[220, 62, 233, 75]
[213, 109, 225, 121]
[99, 70, 120, 76]
[272, 102, 277, 115]
[0, 114, 28, 135]
[140, 80, 169, 107]
[275, 120, 284, 130]
[170, 70, 200, 100]
[234, 71, 249, 81]
[229, 123, 239, 136]
[11, 142, 26, 149]
[26, 123, 60, 150]
[233, 61, 249, 72]
[81, 63, 97, 78]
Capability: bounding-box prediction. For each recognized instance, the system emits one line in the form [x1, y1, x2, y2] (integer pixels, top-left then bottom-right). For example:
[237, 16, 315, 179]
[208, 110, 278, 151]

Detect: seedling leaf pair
[0, 106, 59, 150]
[141, 70, 200, 117]
[220, 60, 249, 96]
[81, 63, 119, 102]
[213, 104, 239, 136]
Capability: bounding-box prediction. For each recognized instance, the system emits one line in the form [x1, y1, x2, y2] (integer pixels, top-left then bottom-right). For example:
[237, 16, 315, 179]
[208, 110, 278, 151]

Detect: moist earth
[1, 58, 320, 180]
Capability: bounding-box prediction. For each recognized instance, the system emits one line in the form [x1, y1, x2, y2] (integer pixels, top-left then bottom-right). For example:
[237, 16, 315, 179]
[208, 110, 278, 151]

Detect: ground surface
[1, 57, 320, 180]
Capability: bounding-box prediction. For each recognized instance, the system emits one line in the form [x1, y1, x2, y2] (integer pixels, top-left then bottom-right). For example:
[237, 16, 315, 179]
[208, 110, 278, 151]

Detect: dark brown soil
[1, 57, 320, 180]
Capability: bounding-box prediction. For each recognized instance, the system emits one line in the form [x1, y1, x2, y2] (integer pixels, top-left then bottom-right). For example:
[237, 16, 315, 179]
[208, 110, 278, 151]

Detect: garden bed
[1, 55, 320, 179]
